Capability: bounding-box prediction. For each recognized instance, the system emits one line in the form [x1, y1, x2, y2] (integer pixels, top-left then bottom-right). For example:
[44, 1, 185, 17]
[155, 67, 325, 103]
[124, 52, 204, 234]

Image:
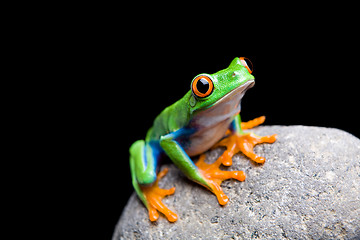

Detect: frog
[129, 57, 277, 222]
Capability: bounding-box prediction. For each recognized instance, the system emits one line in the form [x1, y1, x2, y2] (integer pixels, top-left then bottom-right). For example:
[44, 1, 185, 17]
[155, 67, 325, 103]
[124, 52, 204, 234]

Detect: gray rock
[113, 126, 360, 239]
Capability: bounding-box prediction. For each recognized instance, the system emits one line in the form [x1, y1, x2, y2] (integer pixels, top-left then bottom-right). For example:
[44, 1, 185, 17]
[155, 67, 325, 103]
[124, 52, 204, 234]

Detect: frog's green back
[146, 91, 192, 141]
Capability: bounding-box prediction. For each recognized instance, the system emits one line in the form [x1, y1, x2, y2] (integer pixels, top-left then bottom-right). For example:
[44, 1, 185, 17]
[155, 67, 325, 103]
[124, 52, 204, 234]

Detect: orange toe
[217, 132, 277, 164]
[196, 154, 246, 206]
[241, 116, 266, 130]
[141, 168, 178, 222]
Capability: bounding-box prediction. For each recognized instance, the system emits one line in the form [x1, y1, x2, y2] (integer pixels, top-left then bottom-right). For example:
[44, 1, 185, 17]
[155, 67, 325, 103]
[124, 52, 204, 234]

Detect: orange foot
[196, 154, 246, 205]
[215, 116, 277, 166]
[216, 133, 277, 165]
[140, 168, 178, 222]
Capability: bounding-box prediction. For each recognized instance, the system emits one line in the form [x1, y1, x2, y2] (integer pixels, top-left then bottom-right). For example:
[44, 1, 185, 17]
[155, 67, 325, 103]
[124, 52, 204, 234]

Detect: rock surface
[113, 126, 360, 239]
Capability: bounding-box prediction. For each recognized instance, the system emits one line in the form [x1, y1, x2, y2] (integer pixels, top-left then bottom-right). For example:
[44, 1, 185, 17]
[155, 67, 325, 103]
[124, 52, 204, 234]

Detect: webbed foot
[195, 154, 246, 205]
[140, 168, 178, 222]
[214, 116, 276, 166]
[216, 132, 277, 165]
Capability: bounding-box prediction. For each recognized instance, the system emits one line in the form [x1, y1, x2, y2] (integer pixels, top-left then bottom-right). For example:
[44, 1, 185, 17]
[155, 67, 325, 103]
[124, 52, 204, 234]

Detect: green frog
[129, 57, 276, 222]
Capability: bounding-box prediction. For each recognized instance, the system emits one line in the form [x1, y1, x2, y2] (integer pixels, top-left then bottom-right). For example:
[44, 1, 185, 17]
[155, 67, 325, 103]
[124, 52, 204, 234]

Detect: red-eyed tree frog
[129, 57, 277, 222]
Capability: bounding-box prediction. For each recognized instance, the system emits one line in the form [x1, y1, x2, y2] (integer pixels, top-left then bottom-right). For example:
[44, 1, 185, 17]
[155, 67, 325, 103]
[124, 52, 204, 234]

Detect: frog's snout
[245, 79, 255, 91]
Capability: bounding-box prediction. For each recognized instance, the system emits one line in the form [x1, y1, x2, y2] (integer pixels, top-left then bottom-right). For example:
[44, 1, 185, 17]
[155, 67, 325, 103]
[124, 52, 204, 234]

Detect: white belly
[184, 80, 254, 156]
[185, 92, 242, 156]
[185, 116, 234, 156]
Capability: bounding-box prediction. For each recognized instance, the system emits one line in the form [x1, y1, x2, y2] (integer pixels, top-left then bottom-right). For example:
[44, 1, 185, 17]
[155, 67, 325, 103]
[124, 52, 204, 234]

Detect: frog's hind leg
[130, 140, 178, 222]
[140, 167, 177, 222]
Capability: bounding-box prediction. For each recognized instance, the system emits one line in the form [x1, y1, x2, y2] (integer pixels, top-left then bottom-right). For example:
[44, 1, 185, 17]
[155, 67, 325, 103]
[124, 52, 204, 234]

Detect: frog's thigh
[129, 140, 159, 185]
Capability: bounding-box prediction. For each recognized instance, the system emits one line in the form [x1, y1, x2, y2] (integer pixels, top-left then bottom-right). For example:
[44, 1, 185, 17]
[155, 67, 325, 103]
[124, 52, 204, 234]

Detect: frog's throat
[185, 80, 255, 156]
[191, 79, 255, 127]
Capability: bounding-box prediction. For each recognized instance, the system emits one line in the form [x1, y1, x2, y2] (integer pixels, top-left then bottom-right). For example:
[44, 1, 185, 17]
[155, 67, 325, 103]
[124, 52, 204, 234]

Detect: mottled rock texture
[113, 126, 360, 239]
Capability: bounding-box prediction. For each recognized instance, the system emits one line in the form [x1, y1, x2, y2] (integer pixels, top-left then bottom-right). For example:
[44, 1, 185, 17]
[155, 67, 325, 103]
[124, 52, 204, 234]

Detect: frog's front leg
[215, 115, 277, 166]
[160, 129, 245, 206]
[129, 140, 177, 222]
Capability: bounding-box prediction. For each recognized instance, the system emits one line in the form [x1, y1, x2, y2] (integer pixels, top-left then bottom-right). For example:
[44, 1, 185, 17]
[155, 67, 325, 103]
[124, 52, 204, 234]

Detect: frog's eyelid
[239, 57, 253, 74]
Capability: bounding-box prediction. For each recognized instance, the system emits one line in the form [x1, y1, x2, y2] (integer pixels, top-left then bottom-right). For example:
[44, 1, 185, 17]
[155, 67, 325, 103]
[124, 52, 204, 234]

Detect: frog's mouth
[191, 79, 255, 122]
[215, 79, 255, 107]
[197, 79, 255, 122]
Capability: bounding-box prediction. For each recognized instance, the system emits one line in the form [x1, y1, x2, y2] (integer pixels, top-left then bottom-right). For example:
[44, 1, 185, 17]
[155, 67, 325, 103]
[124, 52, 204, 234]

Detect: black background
[53, 27, 359, 239]
[80, 51, 358, 239]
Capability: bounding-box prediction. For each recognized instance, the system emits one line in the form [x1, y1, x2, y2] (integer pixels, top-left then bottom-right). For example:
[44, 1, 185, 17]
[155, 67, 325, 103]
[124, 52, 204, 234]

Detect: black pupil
[197, 78, 209, 94]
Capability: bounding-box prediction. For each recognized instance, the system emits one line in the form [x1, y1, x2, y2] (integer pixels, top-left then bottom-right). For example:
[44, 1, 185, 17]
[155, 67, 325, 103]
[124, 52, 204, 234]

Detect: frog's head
[189, 57, 255, 114]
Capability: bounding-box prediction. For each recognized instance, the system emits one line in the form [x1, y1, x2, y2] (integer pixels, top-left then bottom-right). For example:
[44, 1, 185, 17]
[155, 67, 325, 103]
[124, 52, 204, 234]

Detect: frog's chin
[193, 79, 255, 123]
[215, 79, 255, 107]
[185, 79, 255, 156]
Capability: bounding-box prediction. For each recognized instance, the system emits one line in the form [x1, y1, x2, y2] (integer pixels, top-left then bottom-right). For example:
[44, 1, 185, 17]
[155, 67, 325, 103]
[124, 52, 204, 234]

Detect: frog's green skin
[129, 57, 254, 212]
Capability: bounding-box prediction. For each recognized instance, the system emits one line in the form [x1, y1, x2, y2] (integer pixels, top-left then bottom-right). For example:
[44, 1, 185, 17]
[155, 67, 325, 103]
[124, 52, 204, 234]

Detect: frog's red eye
[239, 57, 253, 74]
[192, 75, 214, 98]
